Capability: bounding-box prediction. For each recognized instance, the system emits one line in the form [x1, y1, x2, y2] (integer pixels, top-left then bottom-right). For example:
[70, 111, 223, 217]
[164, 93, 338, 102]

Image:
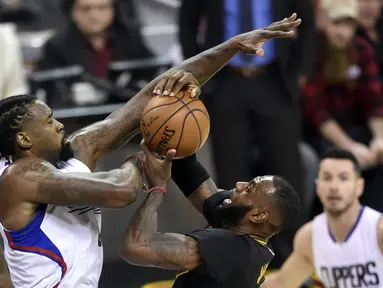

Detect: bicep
[120, 233, 201, 271]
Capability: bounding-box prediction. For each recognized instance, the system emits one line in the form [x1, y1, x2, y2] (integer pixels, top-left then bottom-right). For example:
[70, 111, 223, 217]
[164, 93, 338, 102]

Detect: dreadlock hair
[0, 95, 38, 162]
[270, 176, 301, 232]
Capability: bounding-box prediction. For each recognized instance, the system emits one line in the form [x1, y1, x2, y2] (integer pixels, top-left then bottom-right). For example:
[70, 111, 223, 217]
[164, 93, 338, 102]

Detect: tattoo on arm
[122, 190, 201, 270]
[188, 178, 220, 214]
[9, 159, 142, 208]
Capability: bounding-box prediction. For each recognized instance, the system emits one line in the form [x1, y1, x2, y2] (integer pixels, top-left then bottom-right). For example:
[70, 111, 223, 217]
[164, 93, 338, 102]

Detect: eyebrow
[44, 110, 53, 121]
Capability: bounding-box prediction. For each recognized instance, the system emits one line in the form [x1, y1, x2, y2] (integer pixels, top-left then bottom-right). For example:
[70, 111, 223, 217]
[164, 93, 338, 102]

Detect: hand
[347, 142, 377, 170]
[139, 140, 176, 187]
[370, 137, 383, 163]
[233, 13, 301, 56]
[153, 70, 201, 98]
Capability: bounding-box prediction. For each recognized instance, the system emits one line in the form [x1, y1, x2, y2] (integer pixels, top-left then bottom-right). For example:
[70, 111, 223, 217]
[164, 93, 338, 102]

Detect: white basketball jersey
[0, 159, 103, 288]
[312, 206, 383, 288]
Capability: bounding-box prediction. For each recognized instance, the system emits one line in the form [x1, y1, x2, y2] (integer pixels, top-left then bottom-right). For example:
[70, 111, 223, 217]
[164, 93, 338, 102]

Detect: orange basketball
[140, 90, 210, 158]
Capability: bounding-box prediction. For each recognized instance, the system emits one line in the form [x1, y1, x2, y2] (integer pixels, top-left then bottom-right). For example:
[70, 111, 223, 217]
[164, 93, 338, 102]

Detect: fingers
[270, 13, 297, 27]
[171, 72, 199, 96]
[188, 85, 201, 98]
[165, 149, 176, 163]
[260, 30, 295, 40]
[163, 70, 185, 96]
[140, 139, 154, 158]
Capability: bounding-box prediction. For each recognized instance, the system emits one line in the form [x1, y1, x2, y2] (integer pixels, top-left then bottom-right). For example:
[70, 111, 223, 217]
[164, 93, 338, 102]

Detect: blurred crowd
[1, 0, 383, 286]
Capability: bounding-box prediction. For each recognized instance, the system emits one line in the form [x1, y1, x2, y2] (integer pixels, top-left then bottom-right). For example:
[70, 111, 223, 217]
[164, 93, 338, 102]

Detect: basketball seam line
[175, 111, 193, 151]
[147, 93, 200, 148]
[140, 97, 182, 121]
[178, 98, 202, 149]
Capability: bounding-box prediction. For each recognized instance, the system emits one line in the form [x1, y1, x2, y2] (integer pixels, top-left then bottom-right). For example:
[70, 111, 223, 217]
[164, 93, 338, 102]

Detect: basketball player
[119, 141, 301, 288]
[262, 147, 383, 288]
[0, 14, 301, 288]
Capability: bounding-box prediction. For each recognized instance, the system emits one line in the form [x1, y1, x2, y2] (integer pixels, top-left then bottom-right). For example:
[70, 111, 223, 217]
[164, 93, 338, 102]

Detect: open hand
[234, 13, 301, 56]
[139, 140, 176, 187]
[153, 70, 201, 98]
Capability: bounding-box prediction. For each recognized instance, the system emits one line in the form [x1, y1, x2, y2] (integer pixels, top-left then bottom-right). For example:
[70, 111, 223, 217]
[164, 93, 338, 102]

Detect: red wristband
[148, 186, 167, 196]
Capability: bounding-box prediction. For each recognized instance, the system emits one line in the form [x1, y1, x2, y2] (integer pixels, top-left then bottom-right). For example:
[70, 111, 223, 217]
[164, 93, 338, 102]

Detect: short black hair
[270, 176, 301, 231]
[320, 147, 360, 174]
[0, 95, 38, 161]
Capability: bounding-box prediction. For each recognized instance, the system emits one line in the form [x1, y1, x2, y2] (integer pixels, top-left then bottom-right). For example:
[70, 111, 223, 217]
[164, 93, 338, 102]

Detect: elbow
[109, 188, 138, 209]
[118, 242, 142, 266]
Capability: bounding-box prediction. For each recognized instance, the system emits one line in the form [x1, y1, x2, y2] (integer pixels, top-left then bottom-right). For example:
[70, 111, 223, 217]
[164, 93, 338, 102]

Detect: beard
[213, 204, 253, 227]
[59, 135, 75, 162]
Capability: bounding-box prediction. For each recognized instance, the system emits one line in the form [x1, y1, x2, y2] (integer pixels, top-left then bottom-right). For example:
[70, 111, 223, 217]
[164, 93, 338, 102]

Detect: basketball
[140, 90, 210, 158]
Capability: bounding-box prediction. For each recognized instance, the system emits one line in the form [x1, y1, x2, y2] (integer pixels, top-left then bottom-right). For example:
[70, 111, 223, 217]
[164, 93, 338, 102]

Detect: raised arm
[2, 157, 143, 208]
[262, 222, 314, 288]
[120, 187, 202, 270]
[68, 15, 302, 169]
[120, 143, 202, 270]
[171, 154, 220, 214]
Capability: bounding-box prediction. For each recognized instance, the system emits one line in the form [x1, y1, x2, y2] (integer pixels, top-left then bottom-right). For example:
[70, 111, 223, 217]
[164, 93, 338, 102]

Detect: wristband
[148, 186, 167, 196]
[171, 154, 210, 197]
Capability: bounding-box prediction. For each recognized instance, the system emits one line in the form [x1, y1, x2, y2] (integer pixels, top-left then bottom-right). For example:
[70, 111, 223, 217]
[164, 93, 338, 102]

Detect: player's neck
[224, 225, 269, 242]
[326, 202, 363, 242]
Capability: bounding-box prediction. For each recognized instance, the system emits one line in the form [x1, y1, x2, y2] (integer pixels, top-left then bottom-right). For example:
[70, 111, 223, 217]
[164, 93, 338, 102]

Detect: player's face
[217, 176, 275, 225]
[316, 158, 364, 217]
[72, 0, 114, 36]
[325, 18, 356, 49]
[20, 101, 71, 162]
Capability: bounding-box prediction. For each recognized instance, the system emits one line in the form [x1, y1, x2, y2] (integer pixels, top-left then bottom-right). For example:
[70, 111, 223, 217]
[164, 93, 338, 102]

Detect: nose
[56, 121, 64, 133]
[235, 182, 248, 193]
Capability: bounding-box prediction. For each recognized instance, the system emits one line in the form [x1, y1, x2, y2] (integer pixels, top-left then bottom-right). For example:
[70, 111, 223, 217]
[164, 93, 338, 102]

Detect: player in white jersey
[0, 16, 301, 287]
[263, 147, 383, 288]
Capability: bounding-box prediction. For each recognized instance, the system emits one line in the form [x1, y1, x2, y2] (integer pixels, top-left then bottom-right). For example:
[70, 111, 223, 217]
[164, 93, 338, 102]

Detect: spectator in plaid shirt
[302, 0, 383, 215]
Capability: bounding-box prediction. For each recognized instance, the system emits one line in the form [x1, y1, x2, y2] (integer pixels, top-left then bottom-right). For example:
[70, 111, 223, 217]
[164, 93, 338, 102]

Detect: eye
[47, 119, 53, 124]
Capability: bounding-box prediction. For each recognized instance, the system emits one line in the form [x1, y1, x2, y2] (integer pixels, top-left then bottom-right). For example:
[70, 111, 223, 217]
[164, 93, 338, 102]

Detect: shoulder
[1, 158, 56, 183]
[189, 229, 251, 255]
[294, 221, 313, 260]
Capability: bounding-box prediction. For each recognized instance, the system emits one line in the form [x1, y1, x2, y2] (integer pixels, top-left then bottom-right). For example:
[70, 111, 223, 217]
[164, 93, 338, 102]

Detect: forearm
[171, 154, 218, 213]
[121, 189, 201, 270]
[320, 119, 354, 149]
[170, 38, 239, 86]
[369, 117, 383, 139]
[126, 190, 163, 245]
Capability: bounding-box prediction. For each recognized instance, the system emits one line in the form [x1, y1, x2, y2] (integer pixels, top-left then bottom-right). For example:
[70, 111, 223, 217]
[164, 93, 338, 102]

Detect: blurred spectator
[356, 0, 383, 77]
[0, 23, 28, 100]
[39, 0, 152, 78]
[178, 0, 316, 268]
[302, 0, 383, 214]
[37, 0, 155, 107]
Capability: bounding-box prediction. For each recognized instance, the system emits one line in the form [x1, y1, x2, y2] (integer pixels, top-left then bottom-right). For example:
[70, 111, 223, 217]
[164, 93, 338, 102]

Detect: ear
[356, 177, 365, 198]
[16, 132, 32, 150]
[249, 211, 268, 224]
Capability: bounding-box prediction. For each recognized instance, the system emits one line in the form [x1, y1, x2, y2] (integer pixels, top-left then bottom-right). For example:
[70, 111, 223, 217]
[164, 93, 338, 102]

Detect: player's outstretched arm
[262, 223, 314, 288]
[68, 14, 301, 169]
[1, 157, 143, 208]
[119, 187, 202, 270]
[120, 143, 202, 270]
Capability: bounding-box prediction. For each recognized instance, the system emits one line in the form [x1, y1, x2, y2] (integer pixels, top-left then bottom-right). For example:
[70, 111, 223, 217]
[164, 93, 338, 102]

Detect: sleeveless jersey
[312, 206, 383, 288]
[0, 158, 103, 288]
